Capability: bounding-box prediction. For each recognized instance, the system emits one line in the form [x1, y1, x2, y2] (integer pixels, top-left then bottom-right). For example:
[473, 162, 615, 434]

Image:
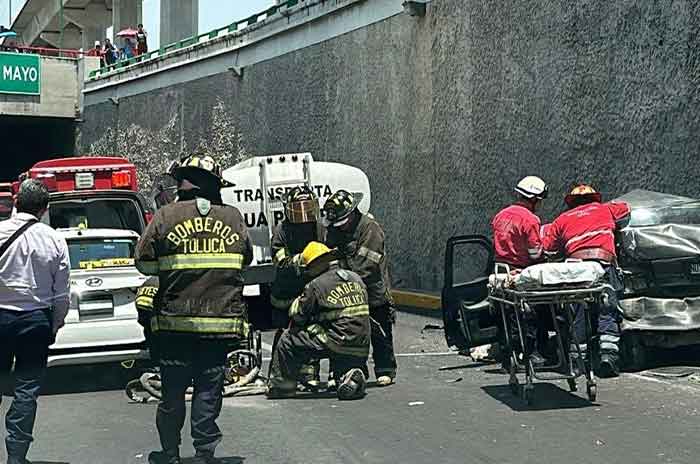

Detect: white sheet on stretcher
[512, 261, 606, 290]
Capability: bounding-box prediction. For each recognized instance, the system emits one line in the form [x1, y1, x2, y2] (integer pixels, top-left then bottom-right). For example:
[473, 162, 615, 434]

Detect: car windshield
[0, 196, 13, 220]
[67, 238, 136, 271]
[47, 198, 144, 233]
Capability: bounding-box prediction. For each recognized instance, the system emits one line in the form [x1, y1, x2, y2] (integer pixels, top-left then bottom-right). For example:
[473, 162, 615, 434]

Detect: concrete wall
[78, 0, 700, 291]
[0, 56, 96, 119]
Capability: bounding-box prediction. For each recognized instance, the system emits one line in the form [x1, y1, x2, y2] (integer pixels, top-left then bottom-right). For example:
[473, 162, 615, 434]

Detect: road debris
[409, 401, 425, 406]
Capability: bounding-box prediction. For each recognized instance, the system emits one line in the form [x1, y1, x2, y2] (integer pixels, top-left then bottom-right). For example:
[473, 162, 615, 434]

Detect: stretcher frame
[488, 264, 606, 405]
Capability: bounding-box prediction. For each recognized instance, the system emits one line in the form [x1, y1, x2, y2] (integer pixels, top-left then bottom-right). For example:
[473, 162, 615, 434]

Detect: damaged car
[441, 189, 700, 370]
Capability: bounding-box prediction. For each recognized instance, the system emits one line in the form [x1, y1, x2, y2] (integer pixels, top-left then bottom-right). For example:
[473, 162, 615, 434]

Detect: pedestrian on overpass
[135, 154, 253, 464]
[324, 190, 397, 387]
[136, 24, 149, 55]
[0, 179, 70, 464]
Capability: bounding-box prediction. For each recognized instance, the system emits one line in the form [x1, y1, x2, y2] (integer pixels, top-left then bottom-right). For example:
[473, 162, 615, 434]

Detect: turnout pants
[370, 304, 397, 379]
[156, 338, 229, 455]
[269, 329, 367, 390]
[0, 309, 52, 462]
[573, 265, 623, 355]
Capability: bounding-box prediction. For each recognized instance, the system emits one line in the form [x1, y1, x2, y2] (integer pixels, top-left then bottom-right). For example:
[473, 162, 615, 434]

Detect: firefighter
[542, 184, 630, 378]
[135, 154, 253, 464]
[323, 190, 397, 387]
[270, 186, 325, 388]
[267, 241, 369, 400]
[491, 176, 549, 367]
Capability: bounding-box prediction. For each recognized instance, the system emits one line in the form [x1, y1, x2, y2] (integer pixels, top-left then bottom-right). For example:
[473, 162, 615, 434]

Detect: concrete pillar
[160, 0, 198, 48]
[76, 3, 113, 51]
[112, 0, 142, 37]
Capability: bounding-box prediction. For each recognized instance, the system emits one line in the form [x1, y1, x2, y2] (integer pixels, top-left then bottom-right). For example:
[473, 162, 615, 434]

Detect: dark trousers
[269, 329, 367, 389]
[370, 304, 397, 378]
[0, 309, 51, 461]
[573, 266, 623, 353]
[156, 338, 228, 455]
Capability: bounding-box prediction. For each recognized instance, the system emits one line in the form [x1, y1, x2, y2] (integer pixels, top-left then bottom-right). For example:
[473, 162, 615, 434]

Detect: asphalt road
[3, 311, 700, 464]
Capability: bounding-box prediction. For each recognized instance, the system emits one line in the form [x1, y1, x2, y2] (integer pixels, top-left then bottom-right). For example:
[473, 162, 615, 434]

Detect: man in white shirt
[0, 179, 70, 464]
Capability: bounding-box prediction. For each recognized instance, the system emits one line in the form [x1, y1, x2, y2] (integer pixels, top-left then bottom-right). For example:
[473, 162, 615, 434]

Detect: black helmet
[283, 186, 319, 224]
[322, 189, 363, 227]
[173, 154, 230, 188]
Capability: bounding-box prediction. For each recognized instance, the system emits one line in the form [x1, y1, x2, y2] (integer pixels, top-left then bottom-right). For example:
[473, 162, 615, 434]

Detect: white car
[49, 228, 149, 367]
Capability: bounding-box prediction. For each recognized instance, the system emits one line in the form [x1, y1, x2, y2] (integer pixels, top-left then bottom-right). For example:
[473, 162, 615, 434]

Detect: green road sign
[0, 52, 41, 95]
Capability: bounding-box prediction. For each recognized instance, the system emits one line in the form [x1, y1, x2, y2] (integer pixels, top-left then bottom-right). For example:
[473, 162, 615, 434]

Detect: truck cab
[16, 157, 152, 233]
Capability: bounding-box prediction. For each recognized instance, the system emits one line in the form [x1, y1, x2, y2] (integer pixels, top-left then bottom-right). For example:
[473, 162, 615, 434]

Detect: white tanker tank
[220, 153, 371, 302]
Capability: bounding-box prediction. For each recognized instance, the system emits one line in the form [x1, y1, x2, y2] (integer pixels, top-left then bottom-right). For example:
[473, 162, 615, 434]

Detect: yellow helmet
[301, 241, 332, 266]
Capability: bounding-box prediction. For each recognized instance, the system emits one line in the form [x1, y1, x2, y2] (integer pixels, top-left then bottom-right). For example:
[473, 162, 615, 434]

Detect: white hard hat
[95, 40, 101, 46]
[515, 176, 548, 200]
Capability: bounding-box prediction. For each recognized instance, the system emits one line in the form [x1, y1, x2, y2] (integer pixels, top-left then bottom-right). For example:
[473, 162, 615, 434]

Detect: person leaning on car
[0, 179, 71, 464]
[542, 184, 630, 378]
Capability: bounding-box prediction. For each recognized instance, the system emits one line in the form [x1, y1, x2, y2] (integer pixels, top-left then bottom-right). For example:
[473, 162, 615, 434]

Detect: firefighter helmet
[322, 190, 363, 227]
[514, 176, 548, 200]
[283, 186, 319, 224]
[173, 154, 227, 187]
[565, 184, 602, 207]
[301, 241, 332, 266]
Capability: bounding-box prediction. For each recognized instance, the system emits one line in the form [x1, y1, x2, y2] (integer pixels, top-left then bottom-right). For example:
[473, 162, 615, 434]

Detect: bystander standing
[136, 23, 148, 55]
[0, 180, 70, 464]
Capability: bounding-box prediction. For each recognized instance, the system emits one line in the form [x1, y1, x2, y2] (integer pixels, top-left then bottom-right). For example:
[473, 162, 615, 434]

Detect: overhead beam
[18, 0, 71, 47]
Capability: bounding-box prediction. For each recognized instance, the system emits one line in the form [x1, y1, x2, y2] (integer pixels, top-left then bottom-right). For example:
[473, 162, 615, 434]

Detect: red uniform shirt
[542, 201, 630, 257]
[491, 204, 543, 268]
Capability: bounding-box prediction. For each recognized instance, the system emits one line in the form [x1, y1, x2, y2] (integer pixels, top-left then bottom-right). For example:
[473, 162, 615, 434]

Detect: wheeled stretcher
[488, 261, 608, 405]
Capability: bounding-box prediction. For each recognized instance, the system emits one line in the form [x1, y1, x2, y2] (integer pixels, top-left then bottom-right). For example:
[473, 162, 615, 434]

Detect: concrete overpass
[10, 0, 198, 51]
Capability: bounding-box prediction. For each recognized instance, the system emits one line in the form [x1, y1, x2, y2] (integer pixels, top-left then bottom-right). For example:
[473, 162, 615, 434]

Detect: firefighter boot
[148, 450, 181, 464]
[192, 450, 220, 464]
[337, 368, 367, 400]
[266, 378, 297, 399]
[598, 351, 620, 378]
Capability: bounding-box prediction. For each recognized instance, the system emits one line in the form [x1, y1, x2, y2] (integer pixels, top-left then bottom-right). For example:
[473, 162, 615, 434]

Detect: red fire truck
[15, 157, 153, 233]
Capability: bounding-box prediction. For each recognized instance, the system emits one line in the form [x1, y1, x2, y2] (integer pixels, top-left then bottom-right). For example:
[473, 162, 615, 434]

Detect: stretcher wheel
[523, 385, 534, 406]
[587, 383, 597, 402]
[567, 378, 577, 392]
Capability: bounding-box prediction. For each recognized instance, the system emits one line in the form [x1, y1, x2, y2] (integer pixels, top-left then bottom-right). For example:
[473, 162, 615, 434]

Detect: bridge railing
[1, 45, 85, 58]
[87, 0, 305, 81]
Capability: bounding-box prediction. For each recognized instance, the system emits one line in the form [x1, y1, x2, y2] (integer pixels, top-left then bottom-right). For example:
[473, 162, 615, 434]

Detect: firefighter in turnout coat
[135, 154, 253, 464]
[267, 242, 370, 400]
[324, 190, 397, 387]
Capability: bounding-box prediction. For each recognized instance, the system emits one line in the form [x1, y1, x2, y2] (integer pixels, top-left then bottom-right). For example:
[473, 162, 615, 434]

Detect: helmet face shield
[286, 198, 319, 223]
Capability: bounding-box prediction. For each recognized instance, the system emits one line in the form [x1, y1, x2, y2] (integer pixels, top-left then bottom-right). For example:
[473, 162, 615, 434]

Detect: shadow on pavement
[28, 461, 71, 464]
[182, 457, 244, 464]
[481, 383, 596, 411]
[40, 364, 138, 395]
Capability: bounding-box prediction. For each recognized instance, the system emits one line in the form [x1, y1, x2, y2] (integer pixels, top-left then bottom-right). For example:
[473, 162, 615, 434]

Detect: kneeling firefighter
[324, 190, 397, 387]
[270, 187, 326, 387]
[542, 184, 630, 378]
[135, 154, 253, 464]
[267, 242, 370, 400]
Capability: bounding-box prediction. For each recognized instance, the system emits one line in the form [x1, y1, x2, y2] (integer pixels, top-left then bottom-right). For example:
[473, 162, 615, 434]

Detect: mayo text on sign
[0, 52, 41, 95]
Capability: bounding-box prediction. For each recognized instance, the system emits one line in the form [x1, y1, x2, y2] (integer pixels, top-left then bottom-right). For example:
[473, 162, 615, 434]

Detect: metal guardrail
[1, 45, 85, 58]
[87, 0, 305, 81]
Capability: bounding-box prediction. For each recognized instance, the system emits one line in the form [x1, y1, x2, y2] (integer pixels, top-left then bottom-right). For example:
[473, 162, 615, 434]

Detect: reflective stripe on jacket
[291, 263, 370, 357]
[326, 213, 392, 308]
[135, 198, 253, 339]
[543, 201, 630, 258]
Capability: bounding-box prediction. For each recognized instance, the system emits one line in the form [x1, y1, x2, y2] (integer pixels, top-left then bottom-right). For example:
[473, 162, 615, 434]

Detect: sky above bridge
[1, 0, 272, 48]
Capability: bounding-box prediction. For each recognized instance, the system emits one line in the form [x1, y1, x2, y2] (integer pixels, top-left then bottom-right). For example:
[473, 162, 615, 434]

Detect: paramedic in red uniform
[491, 176, 549, 367]
[542, 185, 630, 377]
